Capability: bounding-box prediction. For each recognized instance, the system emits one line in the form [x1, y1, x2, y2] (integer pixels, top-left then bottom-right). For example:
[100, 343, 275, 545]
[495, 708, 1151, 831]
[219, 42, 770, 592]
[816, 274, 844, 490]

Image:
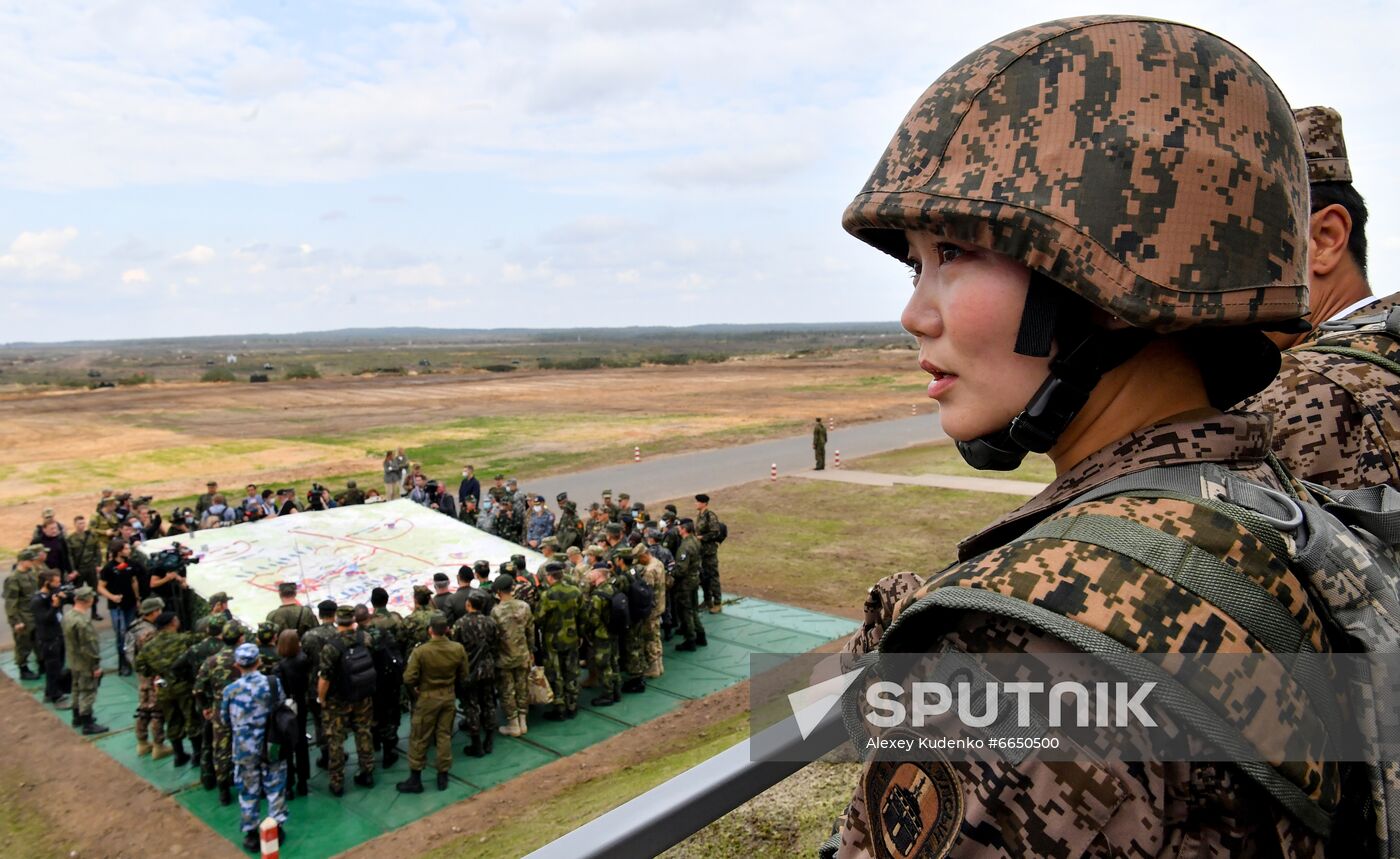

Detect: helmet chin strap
[954, 273, 1154, 471]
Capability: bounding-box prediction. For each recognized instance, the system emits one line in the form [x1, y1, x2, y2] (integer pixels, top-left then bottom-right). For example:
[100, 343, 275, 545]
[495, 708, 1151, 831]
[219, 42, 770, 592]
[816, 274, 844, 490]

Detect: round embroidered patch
[863, 737, 964, 859]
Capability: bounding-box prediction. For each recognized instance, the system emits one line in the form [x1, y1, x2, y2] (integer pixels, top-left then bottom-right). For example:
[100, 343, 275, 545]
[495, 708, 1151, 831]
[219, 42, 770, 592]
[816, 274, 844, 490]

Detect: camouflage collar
[1298, 291, 1400, 346]
[958, 410, 1273, 559]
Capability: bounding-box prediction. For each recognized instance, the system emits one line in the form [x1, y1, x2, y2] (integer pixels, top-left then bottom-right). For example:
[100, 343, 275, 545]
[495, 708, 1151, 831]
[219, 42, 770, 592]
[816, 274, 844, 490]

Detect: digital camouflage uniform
[1239, 107, 1400, 489]
[138, 629, 198, 742]
[583, 580, 621, 700]
[695, 507, 722, 608]
[129, 613, 164, 749]
[220, 667, 288, 834]
[403, 636, 469, 774]
[452, 609, 499, 734]
[319, 628, 375, 791]
[673, 535, 705, 644]
[536, 579, 581, 714]
[195, 633, 241, 789]
[61, 606, 101, 716]
[625, 557, 665, 678]
[828, 16, 1337, 858]
[3, 563, 38, 672]
[493, 598, 534, 724]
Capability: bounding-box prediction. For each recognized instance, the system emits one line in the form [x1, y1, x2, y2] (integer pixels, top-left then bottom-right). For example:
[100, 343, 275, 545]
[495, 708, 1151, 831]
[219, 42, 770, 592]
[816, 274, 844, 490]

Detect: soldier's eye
[906, 262, 921, 284]
[936, 243, 966, 265]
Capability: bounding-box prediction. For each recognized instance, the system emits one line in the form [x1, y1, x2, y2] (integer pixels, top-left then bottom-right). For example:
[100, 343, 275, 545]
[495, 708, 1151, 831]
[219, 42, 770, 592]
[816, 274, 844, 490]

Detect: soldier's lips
[926, 373, 957, 399]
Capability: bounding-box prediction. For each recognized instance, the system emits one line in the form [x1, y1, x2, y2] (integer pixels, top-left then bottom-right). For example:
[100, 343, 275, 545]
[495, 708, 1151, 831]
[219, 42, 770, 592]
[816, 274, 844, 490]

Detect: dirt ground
[0, 351, 926, 554]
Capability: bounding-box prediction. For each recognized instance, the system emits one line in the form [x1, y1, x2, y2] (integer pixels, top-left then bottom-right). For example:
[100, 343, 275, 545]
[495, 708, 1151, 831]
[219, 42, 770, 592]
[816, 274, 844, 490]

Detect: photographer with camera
[147, 543, 197, 631]
[31, 567, 72, 709]
[307, 484, 335, 512]
[98, 539, 140, 676]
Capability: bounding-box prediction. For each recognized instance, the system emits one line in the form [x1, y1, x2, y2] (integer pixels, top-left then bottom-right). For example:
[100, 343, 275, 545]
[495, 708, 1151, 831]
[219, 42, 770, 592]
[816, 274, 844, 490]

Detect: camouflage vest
[537, 582, 581, 651]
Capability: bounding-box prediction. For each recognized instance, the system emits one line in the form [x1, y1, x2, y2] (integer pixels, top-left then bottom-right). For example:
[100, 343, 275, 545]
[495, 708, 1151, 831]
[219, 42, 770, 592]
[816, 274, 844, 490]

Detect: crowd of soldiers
[3, 475, 727, 853]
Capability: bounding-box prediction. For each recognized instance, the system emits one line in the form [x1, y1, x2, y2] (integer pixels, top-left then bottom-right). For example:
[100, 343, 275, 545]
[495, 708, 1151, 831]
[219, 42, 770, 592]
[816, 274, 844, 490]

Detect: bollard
[770, 463, 777, 482]
[260, 817, 280, 858]
[826, 417, 834, 431]
[634, 446, 640, 463]
[834, 450, 841, 469]
[911, 403, 917, 415]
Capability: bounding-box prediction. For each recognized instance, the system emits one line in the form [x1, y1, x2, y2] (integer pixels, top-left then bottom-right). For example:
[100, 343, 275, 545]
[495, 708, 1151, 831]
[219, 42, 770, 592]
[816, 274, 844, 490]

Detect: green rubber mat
[1, 596, 855, 858]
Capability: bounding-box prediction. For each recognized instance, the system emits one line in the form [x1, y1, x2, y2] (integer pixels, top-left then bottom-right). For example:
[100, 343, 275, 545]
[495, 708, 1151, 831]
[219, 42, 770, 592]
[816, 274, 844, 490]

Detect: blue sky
[2, 0, 1397, 343]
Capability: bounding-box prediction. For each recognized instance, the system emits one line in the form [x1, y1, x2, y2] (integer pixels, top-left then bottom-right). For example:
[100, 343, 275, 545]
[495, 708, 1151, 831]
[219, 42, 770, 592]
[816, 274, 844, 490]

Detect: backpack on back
[330, 632, 378, 703]
[625, 570, 655, 625]
[607, 590, 630, 636]
[369, 629, 404, 680]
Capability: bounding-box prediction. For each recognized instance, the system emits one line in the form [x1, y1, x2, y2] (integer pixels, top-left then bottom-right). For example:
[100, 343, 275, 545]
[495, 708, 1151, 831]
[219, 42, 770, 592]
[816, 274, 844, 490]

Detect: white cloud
[174, 244, 216, 264]
[120, 267, 149, 283]
[0, 227, 81, 280]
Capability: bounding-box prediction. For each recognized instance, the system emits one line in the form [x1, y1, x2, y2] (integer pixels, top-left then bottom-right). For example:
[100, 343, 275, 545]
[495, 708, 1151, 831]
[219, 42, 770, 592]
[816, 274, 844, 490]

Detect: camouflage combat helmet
[256, 621, 278, 645]
[843, 16, 1309, 468]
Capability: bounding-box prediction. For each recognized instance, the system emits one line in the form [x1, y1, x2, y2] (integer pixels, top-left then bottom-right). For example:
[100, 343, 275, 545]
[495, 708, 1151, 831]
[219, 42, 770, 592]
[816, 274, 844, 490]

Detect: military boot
[242, 831, 259, 853]
[464, 734, 484, 758]
[82, 714, 110, 735]
[137, 738, 153, 756]
[481, 731, 494, 755]
[517, 714, 528, 736]
[151, 742, 173, 761]
[171, 738, 190, 767]
[383, 745, 399, 769]
[696, 630, 708, 647]
[436, 771, 449, 791]
[219, 782, 233, 806]
[591, 692, 620, 707]
[543, 707, 565, 722]
[395, 770, 424, 794]
[497, 716, 521, 737]
[70, 708, 83, 728]
[353, 770, 375, 789]
[676, 639, 697, 652]
[18, 666, 39, 681]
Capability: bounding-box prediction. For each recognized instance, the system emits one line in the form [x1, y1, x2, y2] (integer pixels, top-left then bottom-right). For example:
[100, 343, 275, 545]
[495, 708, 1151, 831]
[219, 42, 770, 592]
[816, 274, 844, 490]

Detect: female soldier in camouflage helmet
[830, 16, 1341, 859]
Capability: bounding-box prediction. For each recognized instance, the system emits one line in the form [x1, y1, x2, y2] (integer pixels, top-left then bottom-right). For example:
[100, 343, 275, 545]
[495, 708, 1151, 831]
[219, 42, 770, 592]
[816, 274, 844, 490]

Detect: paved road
[531, 413, 946, 506]
[794, 468, 1046, 497]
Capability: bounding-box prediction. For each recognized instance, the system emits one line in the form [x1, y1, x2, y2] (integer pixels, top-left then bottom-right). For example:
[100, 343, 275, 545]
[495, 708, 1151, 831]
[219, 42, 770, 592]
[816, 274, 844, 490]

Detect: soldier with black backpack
[315, 605, 377, 796]
[357, 602, 404, 769]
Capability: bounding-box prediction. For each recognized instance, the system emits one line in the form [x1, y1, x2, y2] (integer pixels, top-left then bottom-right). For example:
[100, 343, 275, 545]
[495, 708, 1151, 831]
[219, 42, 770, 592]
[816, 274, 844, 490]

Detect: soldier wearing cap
[266, 582, 317, 636]
[300, 599, 340, 769]
[131, 595, 171, 758]
[555, 497, 583, 550]
[1241, 105, 1400, 488]
[600, 489, 618, 523]
[492, 574, 535, 737]
[196, 620, 247, 805]
[195, 480, 219, 518]
[63, 585, 108, 734]
[316, 605, 376, 795]
[339, 479, 366, 506]
[401, 585, 435, 653]
[535, 562, 582, 720]
[693, 494, 722, 613]
[4, 546, 42, 679]
[67, 514, 104, 619]
[137, 611, 197, 767]
[430, 572, 453, 615]
[451, 588, 499, 757]
[397, 612, 469, 794]
[196, 591, 234, 635]
[221, 642, 288, 851]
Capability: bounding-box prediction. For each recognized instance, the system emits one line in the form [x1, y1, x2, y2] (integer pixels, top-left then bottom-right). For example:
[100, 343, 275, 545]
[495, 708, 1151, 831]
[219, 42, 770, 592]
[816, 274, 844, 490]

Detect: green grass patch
[850, 439, 1057, 483]
[0, 768, 75, 856]
[423, 712, 752, 858]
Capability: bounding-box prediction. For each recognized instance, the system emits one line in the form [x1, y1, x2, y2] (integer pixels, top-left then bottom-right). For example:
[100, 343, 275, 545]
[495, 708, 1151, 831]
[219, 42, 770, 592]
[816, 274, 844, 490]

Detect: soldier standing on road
[396, 613, 468, 794]
[535, 562, 581, 720]
[452, 590, 499, 756]
[5, 547, 41, 680]
[694, 495, 723, 613]
[493, 574, 534, 737]
[813, 417, 828, 470]
[266, 582, 317, 636]
[673, 520, 707, 651]
[221, 643, 288, 853]
[62, 586, 108, 735]
[316, 605, 376, 796]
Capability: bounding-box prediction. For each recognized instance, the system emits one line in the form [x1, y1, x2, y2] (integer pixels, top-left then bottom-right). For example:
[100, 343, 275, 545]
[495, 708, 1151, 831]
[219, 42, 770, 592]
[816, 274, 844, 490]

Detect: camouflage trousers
[544, 646, 579, 712]
[71, 669, 98, 715]
[407, 694, 455, 773]
[700, 551, 721, 608]
[210, 718, 233, 785]
[157, 684, 194, 741]
[674, 577, 704, 643]
[324, 696, 374, 790]
[591, 639, 621, 698]
[135, 676, 165, 745]
[10, 624, 34, 671]
[233, 757, 287, 834]
[497, 666, 530, 722]
[457, 680, 497, 734]
[625, 619, 662, 678]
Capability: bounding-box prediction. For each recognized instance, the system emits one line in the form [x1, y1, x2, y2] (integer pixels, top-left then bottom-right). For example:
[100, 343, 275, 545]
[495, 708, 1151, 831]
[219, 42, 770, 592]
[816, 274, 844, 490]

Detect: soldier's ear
[1309, 204, 1352, 277]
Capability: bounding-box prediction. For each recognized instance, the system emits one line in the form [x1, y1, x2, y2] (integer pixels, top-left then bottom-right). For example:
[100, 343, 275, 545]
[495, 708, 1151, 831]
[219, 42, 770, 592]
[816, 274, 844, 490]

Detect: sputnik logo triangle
[788, 667, 866, 740]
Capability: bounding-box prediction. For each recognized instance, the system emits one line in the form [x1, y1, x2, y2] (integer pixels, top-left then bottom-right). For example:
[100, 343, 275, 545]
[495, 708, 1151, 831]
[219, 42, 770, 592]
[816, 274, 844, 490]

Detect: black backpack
[330, 633, 378, 703]
[625, 571, 655, 625]
[714, 521, 728, 544]
[370, 629, 404, 680]
[263, 676, 299, 762]
[607, 590, 630, 636]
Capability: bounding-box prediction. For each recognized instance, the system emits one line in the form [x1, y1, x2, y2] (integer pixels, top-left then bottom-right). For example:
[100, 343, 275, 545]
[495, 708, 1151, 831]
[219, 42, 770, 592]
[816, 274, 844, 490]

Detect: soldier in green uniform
[66, 516, 104, 615]
[451, 589, 499, 756]
[265, 582, 317, 636]
[137, 612, 197, 767]
[195, 621, 245, 805]
[316, 605, 376, 796]
[129, 595, 169, 758]
[396, 613, 469, 794]
[254, 622, 281, 672]
[194, 591, 233, 635]
[400, 586, 434, 654]
[299, 599, 339, 769]
[338, 479, 366, 506]
[492, 574, 534, 737]
[535, 562, 581, 720]
[630, 544, 666, 679]
[583, 565, 621, 707]
[673, 520, 707, 652]
[63, 586, 108, 735]
[827, 16, 1356, 857]
[176, 613, 226, 787]
[555, 497, 583, 549]
[813, 417, 828, 470]
[4, 547, 41, 679]
[694, 494, 722, 613]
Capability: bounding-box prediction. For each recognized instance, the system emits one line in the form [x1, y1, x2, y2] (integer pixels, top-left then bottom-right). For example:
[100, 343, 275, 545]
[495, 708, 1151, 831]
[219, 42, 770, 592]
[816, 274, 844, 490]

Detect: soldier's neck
[1270, 262, 1372, 350]
[1048, 338, 1214, 476]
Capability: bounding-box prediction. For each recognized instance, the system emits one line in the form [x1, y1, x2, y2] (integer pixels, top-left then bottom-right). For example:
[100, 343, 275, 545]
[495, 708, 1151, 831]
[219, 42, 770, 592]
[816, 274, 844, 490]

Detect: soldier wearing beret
[693, 494, 723, 613]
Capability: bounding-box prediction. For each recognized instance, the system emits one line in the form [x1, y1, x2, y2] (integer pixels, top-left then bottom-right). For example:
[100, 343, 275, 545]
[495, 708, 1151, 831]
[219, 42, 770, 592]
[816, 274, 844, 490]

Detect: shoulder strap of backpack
[1296, 306, 1400, 377]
